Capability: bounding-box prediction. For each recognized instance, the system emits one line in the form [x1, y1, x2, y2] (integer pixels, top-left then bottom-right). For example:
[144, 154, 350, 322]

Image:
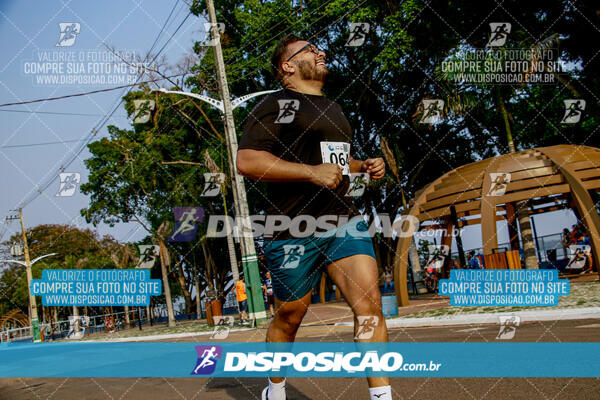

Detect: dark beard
[296, 59, 327, 82]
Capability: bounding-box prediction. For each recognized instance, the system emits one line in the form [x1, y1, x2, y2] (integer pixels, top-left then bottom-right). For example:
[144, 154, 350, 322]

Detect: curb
[84, 327, 254, 342]
[386, 307, 600, 327]
[333, 307, 600, 328]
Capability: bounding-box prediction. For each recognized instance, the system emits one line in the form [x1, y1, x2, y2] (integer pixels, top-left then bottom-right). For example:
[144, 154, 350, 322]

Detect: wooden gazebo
[394, 145, 600, 306]
[0, 309, 29, 330]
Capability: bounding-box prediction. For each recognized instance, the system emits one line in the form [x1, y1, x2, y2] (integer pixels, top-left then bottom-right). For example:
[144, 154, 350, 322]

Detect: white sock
[268, 378, 286, 400]
[369, 385, 392, 400]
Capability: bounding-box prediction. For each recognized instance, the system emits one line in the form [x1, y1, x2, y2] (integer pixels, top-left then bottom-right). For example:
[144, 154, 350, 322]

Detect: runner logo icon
[346, 173, 369, 197]
[345, 23, 370, 47]
[202, 173, 225, 197]
[137, 245, 159, 269]
[56, 23, 80, 47]
[56, 172, 80, 197]
[496, 316, 520, 340]
[561, 99, 586, 124]
[281, 245, 304, 269]
[487, 23, 511, 47]
[275, 100, 299, 124]
[419, 99, 444, 124]
[487, 173, 511, 196]
[169, 207, 205, 242]
[355, 316, 379, 339]
[203, 22, 225, 46]
[191, 345, 222, 375]
[211, 316, 234, 339]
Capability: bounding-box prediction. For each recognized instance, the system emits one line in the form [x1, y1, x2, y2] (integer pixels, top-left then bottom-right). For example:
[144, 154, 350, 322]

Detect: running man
[237, 34, 390, 400]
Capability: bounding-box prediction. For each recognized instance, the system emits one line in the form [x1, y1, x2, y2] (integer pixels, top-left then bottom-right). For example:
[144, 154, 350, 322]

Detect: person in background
[235, 276, 249, 324]
[467, 251, 482, 269]
[580, 230, 594, 274]
[452, 258, 462, 269]
[382, 266, 394, 294]
[570, 224, 583, 244]
[561, 228, 572, 258]
[262, 272, 275, 318]
[424, 264, 438, 292]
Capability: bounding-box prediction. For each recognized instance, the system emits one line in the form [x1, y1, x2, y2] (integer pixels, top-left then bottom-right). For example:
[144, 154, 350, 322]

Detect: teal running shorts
[264, 218, 375, 302]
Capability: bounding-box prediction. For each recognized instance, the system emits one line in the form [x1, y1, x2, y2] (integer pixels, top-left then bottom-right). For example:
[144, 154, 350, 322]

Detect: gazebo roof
[411, 145, 600, 223]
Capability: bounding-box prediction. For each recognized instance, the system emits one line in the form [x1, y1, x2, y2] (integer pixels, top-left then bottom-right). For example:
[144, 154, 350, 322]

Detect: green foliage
[0, 225, 118, 314]
[78, 0, 600, 309]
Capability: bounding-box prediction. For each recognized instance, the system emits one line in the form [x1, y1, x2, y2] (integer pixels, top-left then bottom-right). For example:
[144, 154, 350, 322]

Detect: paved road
[2, 318, 600, 399]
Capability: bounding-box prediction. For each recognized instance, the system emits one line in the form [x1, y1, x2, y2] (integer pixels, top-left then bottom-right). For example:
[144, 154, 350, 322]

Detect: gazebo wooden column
[539, 146, 600, 276]
[505, 202, 521, 250]
[319, 273, 326, 303]
[394, 174, 448, 307]
[481, 170, 500, 255]
[319, 273, 342, 303]
[440, 218, 453, 278]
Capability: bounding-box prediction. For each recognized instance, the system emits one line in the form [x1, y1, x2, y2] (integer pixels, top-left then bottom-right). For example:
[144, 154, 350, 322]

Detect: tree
[81, 68, 237, 319]
[188, 0, 599, 273]
[0, 225, 118, 322]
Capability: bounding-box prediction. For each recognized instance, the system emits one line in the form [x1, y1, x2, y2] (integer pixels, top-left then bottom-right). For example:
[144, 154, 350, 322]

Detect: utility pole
[204, 151, 240, 283]
[5, 209, 44, 342]
[152, 7, 273, 324]
[206, 0, 266, 324]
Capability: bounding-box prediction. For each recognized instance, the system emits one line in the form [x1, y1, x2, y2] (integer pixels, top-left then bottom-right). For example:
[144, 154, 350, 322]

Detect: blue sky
[0, 0, 576, 255]
[0, 0, 207, 245]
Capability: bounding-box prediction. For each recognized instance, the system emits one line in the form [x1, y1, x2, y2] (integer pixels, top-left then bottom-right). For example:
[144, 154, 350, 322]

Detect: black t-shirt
[239, 88, 358, 239]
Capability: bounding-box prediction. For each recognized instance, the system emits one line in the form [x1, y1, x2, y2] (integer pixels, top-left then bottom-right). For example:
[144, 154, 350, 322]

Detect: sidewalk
[80, 296, 450, 342]
[78, 280, 600, 341]
[300, 294, 451, 326]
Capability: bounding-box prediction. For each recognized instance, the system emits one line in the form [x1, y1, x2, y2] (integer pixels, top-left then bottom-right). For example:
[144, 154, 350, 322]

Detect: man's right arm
[237, 149, 343, 189]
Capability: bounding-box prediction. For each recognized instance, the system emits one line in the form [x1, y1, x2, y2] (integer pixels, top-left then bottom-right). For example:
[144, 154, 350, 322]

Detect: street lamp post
[152, 88, 275, 326]
[0, 253, 57, 342]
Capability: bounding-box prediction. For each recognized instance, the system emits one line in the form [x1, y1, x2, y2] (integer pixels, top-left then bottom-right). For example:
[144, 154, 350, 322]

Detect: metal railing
[0, 308, 153, 343]
[447, 232, 569, 264]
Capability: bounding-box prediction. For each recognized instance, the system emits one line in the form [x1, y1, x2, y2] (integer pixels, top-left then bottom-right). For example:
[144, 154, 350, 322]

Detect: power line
[0, 2, 333, 110]
[0, 75, 182, 108]
[1, 139, 85, 149]
[223, 0, 334, 68]
[153, 12, 192, 58]
[0, 8, 193, 109]
[147, 0, 181, 55]
[226, 0, 368, 87]
[13, 10, 194, 210]
[0, 4, 193, 242]
[0, 109, 126, 117]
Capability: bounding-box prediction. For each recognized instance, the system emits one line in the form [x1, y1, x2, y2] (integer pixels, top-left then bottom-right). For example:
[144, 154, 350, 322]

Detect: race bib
[320, 141, 350, 176]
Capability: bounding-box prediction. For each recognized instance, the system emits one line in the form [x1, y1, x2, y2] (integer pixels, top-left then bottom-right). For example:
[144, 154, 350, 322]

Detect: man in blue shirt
[467, 251, 482, 269]
[262, 272, 275, 317]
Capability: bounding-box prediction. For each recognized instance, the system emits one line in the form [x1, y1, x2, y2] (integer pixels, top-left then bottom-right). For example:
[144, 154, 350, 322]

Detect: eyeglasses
[286, 42, 319, 62]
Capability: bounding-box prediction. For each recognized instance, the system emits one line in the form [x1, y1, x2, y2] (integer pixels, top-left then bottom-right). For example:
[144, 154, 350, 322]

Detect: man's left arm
[349, 156, 386, 179]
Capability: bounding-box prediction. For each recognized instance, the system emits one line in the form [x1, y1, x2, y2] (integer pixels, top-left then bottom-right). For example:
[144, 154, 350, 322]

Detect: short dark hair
[270, 33, 303, 80]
